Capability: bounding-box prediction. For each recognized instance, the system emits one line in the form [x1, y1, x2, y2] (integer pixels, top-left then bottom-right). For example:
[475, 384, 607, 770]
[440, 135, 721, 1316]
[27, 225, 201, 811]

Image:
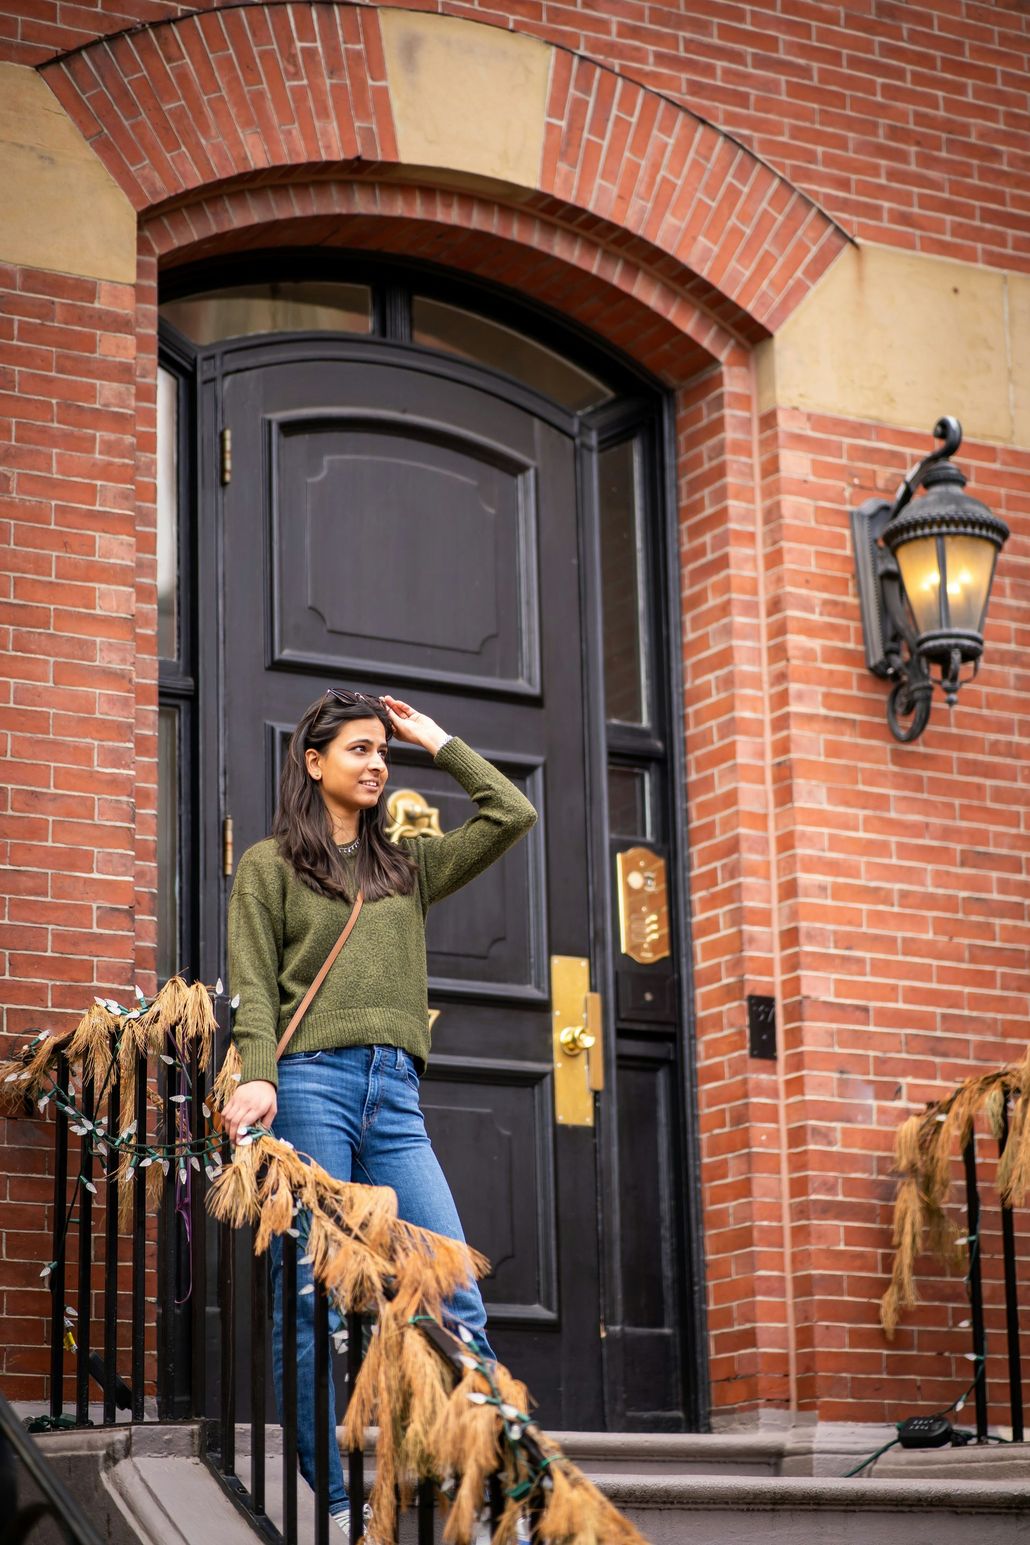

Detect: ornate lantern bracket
[850, 416, 1009, 742]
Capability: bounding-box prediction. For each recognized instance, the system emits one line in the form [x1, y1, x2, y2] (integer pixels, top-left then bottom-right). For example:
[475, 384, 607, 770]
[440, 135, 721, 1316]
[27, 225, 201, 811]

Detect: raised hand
[379, 695, 449, 756]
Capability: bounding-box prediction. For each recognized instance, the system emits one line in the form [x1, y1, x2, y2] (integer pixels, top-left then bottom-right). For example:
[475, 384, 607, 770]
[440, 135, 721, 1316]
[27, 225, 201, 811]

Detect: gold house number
[616, 846, 670, 964]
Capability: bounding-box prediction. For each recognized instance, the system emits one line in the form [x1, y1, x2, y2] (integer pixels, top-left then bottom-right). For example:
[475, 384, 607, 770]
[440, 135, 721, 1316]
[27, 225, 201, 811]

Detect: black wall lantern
[851, 417, 1009, 742]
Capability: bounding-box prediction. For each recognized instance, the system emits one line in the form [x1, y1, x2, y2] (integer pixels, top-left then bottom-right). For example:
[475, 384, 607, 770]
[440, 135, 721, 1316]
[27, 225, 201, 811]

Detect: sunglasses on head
[308, 688, 387, 740]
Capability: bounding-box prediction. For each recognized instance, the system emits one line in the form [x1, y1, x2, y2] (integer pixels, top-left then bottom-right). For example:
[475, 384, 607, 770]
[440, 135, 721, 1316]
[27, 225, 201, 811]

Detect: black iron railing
[23, 1001, 530, 1544]
[961, 1117, 1024, 1443]
[883, 1064, 1030, 1449]
[40, 1043, 159, 1431]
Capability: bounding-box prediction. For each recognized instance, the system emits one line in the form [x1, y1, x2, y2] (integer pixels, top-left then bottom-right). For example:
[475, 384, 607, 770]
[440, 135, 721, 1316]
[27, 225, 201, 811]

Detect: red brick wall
[752, 410, 1030, 1420]
[0, 263, 140, 1015]
[1, 0, 1029, 1428]
[1, 1, 1027, 273]
[0, 263, 146, 1397]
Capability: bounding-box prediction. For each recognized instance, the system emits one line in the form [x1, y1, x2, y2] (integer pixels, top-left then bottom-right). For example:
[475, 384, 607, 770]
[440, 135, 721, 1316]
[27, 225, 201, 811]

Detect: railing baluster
[103, 1046, 120, 1425]
[417, 1476, 434, 1545]
[219, 1203, 236, 1478]
[998, 1102, 1024, 1441]
[346, 1312, 364, 1545]
[283, 1231, 298, 1545]
[251, 1228, 266, 1516]
[131, 1049, 148, 1423]
[191, 1040, 207, 1420]
[49, 1052, 70, 1425]
[75, 1074, 95, 1426]
[488, 1473, 503, 1539]
[491, 1470, 506, 1545]
[158, 1037, 178, 1417]
[314, 1282, 330, 1545]
[962, 1136, 989, 1442]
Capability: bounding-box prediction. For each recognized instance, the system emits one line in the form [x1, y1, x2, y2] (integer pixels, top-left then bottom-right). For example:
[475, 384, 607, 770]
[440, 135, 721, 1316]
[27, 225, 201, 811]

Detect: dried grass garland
[0, 977, 224, 1227]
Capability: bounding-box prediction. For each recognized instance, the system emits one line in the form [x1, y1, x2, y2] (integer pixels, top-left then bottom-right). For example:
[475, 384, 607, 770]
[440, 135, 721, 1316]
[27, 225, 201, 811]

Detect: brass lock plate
[550, 955, 603, 1128]
[616, 846, 670, 964]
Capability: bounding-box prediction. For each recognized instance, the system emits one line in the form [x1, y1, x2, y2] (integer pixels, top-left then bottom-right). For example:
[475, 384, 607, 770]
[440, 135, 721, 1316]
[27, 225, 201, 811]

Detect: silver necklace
[337, 836, 360, 855]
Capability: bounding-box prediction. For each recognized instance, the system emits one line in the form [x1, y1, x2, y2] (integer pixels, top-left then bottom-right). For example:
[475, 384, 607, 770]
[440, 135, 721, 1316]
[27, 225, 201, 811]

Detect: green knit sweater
[227, 737, 537, 1087]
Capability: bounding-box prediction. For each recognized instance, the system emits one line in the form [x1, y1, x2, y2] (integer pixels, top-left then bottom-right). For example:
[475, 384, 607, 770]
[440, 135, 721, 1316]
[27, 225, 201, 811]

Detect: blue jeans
[269, 1044, 492, 1515]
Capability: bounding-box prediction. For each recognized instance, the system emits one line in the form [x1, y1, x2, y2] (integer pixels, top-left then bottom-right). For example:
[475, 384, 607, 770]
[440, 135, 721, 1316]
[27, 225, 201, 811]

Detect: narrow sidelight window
[599, 437, 649, 725]
[157, 705, 180, 982]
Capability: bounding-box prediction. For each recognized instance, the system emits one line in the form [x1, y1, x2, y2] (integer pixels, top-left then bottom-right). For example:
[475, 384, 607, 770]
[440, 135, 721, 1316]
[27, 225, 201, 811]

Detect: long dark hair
[272, 694, 418, 902]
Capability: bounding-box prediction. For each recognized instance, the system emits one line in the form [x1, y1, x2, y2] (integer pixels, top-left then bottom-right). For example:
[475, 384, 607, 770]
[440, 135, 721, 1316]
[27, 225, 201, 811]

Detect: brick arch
[41, 2, 849, 344]
[146, 178, 741, 380]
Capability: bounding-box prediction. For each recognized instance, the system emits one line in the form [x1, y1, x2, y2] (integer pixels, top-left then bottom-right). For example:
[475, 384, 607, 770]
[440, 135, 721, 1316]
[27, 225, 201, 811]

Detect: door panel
[616, 1042, 684, 1425]
[220, 344, 603, 1426]
[272, 418, 540, 693]
[421, 1057, 558, 1322]
[411, 751, 547, 999]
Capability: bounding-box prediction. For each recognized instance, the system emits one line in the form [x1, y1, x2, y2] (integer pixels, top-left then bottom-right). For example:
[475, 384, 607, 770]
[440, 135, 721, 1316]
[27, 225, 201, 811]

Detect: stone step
[546, 1429, 784, 1476]
[17, 1418, 1030, 1545]
[595, 1474, 1030, 1545]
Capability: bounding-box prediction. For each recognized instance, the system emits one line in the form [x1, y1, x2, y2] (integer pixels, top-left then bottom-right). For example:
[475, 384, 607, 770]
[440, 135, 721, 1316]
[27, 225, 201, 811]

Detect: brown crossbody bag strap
[274, 890, 364, 1061]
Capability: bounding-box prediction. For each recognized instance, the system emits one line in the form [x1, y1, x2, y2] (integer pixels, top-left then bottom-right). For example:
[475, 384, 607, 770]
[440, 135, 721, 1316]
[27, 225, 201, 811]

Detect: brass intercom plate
[616, 846, 670, 964]
[551, 955, 604, 1127]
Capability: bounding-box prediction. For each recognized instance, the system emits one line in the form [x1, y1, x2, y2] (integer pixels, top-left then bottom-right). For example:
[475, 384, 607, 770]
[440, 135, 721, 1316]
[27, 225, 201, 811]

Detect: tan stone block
[1009, 273, 1030, 451]
[380, 11, 550, 191]
[0, 63, 135, 283]
[757, 245, 1022, 447]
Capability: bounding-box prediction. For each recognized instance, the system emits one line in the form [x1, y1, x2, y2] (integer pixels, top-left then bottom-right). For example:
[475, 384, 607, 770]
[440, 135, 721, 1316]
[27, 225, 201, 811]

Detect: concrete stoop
[13, 1420, 1030, 1545]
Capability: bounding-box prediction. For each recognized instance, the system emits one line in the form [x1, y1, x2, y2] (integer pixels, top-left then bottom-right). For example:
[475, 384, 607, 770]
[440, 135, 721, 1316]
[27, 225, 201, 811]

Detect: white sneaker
[473, 1510, 532, 1543]
[331, 1503, 376, 1540]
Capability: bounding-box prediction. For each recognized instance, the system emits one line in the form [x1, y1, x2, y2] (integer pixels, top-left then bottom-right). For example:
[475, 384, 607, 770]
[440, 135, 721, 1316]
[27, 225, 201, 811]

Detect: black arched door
[162, 264, 703, 1433]
[220, 340, 601, 1423]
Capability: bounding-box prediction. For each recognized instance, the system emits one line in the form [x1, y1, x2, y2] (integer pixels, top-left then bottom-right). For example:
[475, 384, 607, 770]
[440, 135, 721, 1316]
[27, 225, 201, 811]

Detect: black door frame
[157, 254, 710, 1431]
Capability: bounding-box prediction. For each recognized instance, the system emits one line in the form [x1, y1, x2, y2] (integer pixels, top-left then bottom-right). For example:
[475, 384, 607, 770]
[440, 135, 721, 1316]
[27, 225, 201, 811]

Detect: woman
[220, 689, 537, 1535]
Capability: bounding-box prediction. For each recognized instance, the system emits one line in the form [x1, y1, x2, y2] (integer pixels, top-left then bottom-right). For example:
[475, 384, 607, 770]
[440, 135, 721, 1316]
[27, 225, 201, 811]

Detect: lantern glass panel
[941, 533, 997, 632]
[895, 535, 944, 635]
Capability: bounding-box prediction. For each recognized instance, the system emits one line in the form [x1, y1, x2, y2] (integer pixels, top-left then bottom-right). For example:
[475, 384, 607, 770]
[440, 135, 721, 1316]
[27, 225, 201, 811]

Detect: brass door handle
[559, 1025, 596, 1056]
[550, 959, 605, 1126]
